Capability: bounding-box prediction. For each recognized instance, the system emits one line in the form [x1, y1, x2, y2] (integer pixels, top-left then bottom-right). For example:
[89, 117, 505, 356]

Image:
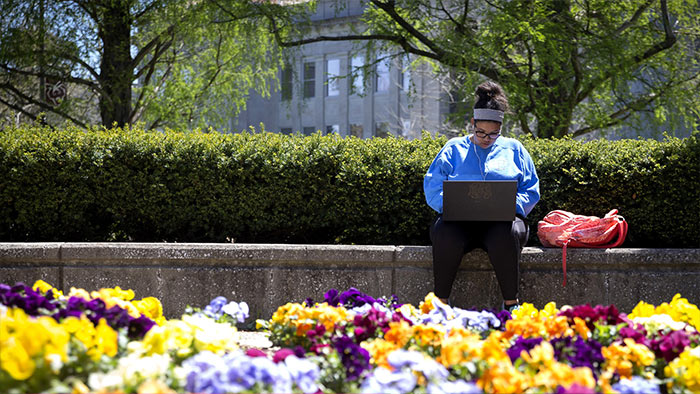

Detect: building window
[303, 126, 316, 135]
[375, 56, 390, 93]
[350, 56, 364, 95]
[281, 65, 292, 101]
[326, 59, 340, 97]
[375, 122, 390, 138]
[303, 61, 315, 98]
[281, 127, 293, 135]
[326, 124, 340, 135]
[350, 124, 363, 138]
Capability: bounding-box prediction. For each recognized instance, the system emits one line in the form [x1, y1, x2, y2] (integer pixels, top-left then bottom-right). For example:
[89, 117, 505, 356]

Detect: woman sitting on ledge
[423, 81, 540, 313]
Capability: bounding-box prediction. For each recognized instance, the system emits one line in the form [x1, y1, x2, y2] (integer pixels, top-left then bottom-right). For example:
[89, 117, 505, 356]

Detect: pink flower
[273, 348, 295, 363]
[245, 348, 268, 358]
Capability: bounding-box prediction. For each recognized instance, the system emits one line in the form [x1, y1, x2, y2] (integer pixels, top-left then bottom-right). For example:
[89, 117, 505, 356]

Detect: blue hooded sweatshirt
[424, 135, 540, 218]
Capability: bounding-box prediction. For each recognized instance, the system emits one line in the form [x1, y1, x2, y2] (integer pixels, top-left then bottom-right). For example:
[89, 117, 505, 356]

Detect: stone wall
[1, 243, 699, 321]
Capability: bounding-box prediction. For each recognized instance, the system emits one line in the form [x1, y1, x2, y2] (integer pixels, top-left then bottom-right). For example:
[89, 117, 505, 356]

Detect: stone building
[231, 0, 454, 139]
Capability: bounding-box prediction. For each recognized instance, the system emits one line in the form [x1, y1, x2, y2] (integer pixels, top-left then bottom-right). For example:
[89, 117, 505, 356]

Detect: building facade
[231, 0, 453, 139]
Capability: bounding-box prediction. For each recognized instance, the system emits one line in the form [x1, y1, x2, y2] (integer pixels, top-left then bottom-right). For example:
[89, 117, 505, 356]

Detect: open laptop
[442, 180, 517, 221]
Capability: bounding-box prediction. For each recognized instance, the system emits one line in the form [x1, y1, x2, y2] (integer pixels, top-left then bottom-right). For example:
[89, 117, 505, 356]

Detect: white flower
[633, 314, 688, 334]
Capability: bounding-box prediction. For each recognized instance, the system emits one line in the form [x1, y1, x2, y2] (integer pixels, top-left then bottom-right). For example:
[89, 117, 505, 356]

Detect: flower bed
[1, 282, 699, 393]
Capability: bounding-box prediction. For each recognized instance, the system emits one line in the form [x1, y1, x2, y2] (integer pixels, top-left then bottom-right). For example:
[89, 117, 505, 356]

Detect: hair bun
[474, 81, 509, 112]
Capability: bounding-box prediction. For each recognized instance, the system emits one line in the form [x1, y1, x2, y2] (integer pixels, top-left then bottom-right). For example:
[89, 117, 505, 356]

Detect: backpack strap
[559, 216, 627, 287]
[562, 240, 570, 286]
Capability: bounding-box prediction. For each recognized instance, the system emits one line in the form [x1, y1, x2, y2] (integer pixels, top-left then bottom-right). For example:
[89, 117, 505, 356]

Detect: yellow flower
[0, 308, 70, 380]
[419, 292, 442, 314]
[438, 330, 483, 366]
[398, 304, 419, 320]
[511, 302, 539, 319]
[521, 341, 556, 368]
[32, 280, 63, 297]
[628, 294, 700, 331]
[92, 318, 118, 359]
[540, 302, 560, 318]
[133, 297, 166, 325]
[665, 346, 700, 393]
[137, 379, 176, 394]
[62, 316, 118, 361]
[0, 337, 35, 380]
[141, 320, 191, 356]
[532, 363, 596, 392]
[68, 287, 92, 300]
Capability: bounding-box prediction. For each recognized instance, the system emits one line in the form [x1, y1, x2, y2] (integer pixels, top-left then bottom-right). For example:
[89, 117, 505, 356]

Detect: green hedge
[1, 126, 698, 247]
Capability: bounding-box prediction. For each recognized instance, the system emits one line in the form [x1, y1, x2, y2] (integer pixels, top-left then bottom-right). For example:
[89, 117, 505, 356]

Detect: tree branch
[0, 96, 52, 128]
[131, 24, 177, 70]
[0, 64, 103, 94]
[577, 0, 676, 103]
[369, 0, 447, 60]
[0, 83, 87, 128]
[571, 67, 699, 137]
[611, 0, 656, 37]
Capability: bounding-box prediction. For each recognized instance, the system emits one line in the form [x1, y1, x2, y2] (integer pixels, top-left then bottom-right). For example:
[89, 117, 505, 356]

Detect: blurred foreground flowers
[1, 282, 699, 393]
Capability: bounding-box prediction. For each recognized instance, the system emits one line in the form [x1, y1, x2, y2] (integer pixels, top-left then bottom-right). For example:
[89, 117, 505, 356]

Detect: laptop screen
[442, 180, 517, 221]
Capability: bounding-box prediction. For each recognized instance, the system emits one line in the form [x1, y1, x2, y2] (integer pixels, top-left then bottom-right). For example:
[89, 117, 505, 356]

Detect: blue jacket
[424, 135, 540, 217]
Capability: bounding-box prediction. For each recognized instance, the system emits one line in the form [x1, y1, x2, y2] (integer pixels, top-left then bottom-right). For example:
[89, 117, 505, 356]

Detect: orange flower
[545, 315, 574, 338]
[602, 338, 655, 378]
[362, 339, 400, 370]
[478, 361, 529, 393]
[411, 324, 446, 348]
[383, 321, 412, 348]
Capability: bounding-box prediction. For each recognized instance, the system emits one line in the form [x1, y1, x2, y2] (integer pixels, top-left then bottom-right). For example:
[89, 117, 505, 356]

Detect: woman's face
[470, 119, 501, 149]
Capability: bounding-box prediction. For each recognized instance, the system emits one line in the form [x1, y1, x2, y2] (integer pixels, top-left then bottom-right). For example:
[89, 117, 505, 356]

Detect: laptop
[442, 180, 517, 221]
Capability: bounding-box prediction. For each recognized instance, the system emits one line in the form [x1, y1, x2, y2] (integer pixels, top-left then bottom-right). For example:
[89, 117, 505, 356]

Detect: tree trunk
[98, 2, 132, 128]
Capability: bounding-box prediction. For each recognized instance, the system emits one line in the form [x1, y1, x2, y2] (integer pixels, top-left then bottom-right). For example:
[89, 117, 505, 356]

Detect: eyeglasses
[473, 128, 501, 140]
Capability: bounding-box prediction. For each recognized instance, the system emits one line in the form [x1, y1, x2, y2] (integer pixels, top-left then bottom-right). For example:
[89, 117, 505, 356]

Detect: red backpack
[537, 209, 628, 286]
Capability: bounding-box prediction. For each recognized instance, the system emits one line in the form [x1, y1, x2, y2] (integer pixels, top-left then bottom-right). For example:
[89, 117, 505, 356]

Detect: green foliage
[353, 0, 700, 139]
[0, 0, 287, 130]
[0, 126, 698, 247]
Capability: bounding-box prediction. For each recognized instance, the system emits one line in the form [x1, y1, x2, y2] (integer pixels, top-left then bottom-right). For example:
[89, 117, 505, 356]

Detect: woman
[423, 81, 540, 312]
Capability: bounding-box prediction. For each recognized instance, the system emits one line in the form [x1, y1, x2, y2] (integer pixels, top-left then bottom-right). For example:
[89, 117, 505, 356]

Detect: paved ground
[237, 331, 278, 355]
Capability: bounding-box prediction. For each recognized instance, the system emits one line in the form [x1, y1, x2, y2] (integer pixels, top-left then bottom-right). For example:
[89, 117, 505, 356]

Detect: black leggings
[430, 215, 529, 301]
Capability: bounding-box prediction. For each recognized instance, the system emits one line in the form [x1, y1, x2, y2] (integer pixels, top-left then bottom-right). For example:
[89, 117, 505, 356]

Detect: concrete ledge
[1, 243, 699, 320]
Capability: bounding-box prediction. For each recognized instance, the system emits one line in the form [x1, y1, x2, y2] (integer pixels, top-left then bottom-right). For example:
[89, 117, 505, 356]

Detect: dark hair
[474, 81, 509, 112]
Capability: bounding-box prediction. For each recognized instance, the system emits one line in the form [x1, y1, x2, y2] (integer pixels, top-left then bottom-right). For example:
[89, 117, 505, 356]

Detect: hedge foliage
[1, 126, 698, 247]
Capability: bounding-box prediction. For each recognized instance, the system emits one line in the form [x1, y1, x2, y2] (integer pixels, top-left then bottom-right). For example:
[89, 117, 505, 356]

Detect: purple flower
[339, 288, 376, 308]
[507, 337, 544, 362]
[332, 335, 370, 380]
[558, 304, 624, 330]
[361, 367, 417, 394]
[324, 289, 340, 306]
[654, 330, 691, 362]
[203, 296, 228, 319]
[611, 376, 661, 394]
[556, 383, 596, 394]
[352, 306, 391, 342]
[128, 315, 156, 339]
[284, 356, 321, 393]
[619, 323, 652, 348]
[0, 283, 57, 316]
[554, 336, 604, 373]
